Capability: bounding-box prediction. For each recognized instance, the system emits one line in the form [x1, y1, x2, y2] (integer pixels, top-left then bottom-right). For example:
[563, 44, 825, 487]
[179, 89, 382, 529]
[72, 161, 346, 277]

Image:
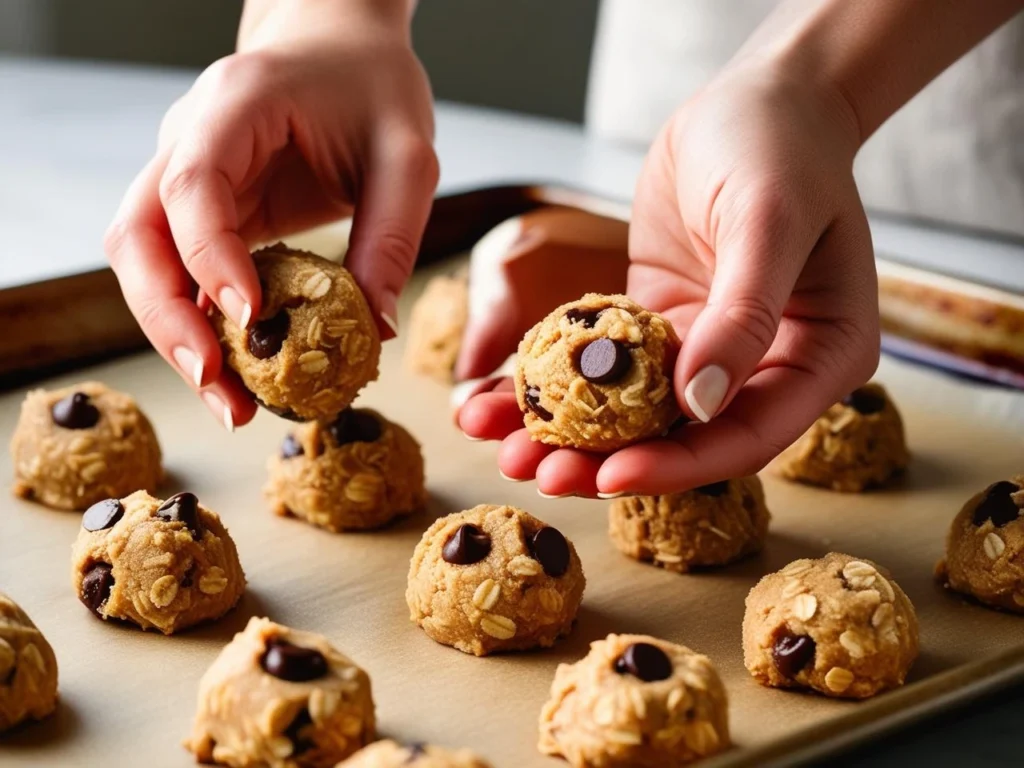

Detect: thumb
[344, 133, 440, 339]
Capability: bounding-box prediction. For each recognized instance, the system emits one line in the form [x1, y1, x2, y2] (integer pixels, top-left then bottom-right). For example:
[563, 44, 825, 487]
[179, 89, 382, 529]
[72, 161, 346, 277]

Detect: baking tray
[2, 253, 1024, 768]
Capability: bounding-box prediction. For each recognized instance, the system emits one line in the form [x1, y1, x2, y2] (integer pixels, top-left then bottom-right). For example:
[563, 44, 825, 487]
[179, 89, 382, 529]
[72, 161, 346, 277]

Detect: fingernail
[684, 365, 730, 423]
[538, 490, 572, 500]
[201, 392, 234, 433]
[172, 346, 204, 388]
[380, 290, 399, 337]
[219, 287, 252, 330]
[499, 469, 525, 483]
[597, 491, 627, 499]
[464, 432, 485, 442]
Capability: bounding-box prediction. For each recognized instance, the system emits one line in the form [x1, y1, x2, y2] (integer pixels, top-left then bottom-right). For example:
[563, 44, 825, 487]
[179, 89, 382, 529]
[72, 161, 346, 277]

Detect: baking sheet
[2, 260, 1024, 768]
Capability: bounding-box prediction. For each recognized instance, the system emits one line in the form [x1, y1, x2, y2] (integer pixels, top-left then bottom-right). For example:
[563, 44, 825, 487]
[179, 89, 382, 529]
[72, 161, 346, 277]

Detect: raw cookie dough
[937, 476, 1024, 612]
[773, 383, 909, 492]
[515, 294, 681, 452]
[338, 740, 493, 768]
[0, 591, 58, 731]
[213, 244, 381, 422]
[538, 633, 729, 768]
[71, 490, 245, 634]
[265, 408, 426, 532]
[186, 617, 374, 768]
[406, 504, 585, 656]
[608, 477, 770, 572]
[404, 271, 468, 383]
[10, 381, 162, 511]
[742, 553, 919, 699]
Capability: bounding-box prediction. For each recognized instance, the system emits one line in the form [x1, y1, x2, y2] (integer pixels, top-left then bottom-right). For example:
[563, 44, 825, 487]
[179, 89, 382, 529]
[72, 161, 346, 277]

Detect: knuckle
[199, 52, 275, 92]
[720, 296, 779, 355]
[374, 227, 420, 279]
[394, 135, 440, 187]
[133, 297, 166, 336]
[103, 219, 131, 264]
[178, 235, 219, 274]
[159, 161, 205, 208]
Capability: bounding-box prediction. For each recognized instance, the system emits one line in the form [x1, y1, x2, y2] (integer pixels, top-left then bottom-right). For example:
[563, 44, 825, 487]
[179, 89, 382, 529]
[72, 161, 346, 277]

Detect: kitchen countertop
[1, 56, 1023, 767]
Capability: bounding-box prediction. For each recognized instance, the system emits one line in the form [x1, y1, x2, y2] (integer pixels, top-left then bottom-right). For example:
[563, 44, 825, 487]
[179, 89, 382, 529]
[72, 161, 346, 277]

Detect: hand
[460, 63, 879, 496]
[104, 0, 437, 429]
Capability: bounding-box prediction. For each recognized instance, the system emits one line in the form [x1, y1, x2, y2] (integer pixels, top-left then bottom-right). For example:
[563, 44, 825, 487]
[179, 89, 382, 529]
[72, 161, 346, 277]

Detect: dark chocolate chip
[281, 434, 304, 459]
[579, 338, 632, 385]
[260, 638, 329, 682]
[82, 498, 124, 532]
[180, 565, 196, 589]
[255, 397, 303, 422]
[284, 707, 314, 754]
[524, 385, 553, 421]
[328, 409, 382, 446]
[81, 562, 114, 616]
[442, 524, 491, 565]
[51, 392, 100, 430]
[841, 387, 886, 415]
[565, 308, 602, 328]
[771, 630, 816, 678]
[528, 527, 571, 577]
[156, 492, 203, 540]
[695, 481, 729, 497]
[972, 481, 1021, 528]
[247, 311, 290, 359]
[1, 663, 14, 686]
[614, 642, 672, 682]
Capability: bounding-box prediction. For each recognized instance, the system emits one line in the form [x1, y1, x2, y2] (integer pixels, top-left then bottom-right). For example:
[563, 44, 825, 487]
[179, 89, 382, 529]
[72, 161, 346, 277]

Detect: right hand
[104, 0, 437, 430]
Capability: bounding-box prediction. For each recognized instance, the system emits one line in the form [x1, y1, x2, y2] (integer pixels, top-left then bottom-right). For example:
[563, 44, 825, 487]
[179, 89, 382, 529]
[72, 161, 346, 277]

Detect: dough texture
[938, 476, 1024, 612]
[774, 383, 909, 492]
[264, 408, 426, 532]
[608, 477, 769, 572]
[538, 633, 729, 768]
[338, 740, 492, 768]
[742, 553, 919, 699]
[186, 617, 374, 768]
[0, 591, 58, 731]
[11, 381, 162, 511]
[404, 271, 468, 383]
[515, 294, 681, 452]
[406, 505, 585, 656]
[71, 490, 245, 634]
[214, 244, 381, 422]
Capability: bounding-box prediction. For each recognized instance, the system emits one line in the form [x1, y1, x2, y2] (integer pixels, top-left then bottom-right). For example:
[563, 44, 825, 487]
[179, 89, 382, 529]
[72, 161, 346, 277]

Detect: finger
[535, 450, 602, 498]
[450, 377, 509, 424]
[458, 390, 523, 441]
[197, 372, 259, 433]
[497, 429, 554, 481]
[345, 130, 440, 340]
[455, 312, 520, 381]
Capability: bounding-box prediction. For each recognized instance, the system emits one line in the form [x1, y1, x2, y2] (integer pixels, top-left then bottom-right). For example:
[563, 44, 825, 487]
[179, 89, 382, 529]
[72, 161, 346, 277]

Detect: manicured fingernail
[218, 286, 252, 330]
[597, 491, 627, 499]
[380, 290, 399, 337]
[201, 392, 234, 433]
[464, 432, 485, 442]
[499, 469, 525, 483]
[684, 365, 730, 423]
[538, 490, 572, 500]
[172, 346, 204, 388]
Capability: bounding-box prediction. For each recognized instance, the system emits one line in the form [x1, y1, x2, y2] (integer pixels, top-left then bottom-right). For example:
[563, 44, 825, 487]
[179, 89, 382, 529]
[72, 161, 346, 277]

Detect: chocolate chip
[565, 308, 602, 328]
[772, 630, 816, 678]
[156, 492, 203, 540]
[255, 397, 303, 422]
[442, 524, 491, 565]
[972, 481, 1021, 528]
[695, 481, 729, 497]
[528, 527, 571, 577]
[614, 642, 672, 682]
[524, 385, 553, 421]
[247, 311, 290, 359]
[180, 565, 196, 589]
[579, 338, 632, 385]
[328, 409, 382, 446]
[81, 562, 114, 616]
[260, 638, 328, 682]
[51, 392, 100, 430]
[82, 498, 124, 532]
[284, 707, 314, 754]
[841, 387, 886, 415]
[281, 435, 304, 459]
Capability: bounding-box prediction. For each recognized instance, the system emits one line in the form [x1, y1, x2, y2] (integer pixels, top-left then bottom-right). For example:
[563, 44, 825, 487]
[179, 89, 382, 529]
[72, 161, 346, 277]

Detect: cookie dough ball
[265, 408, 426, 532]
[515, 294, 681, 452]
[774, 383, 909, 492]
[742, 553, 919, 699]
[0, 591, 58, 731]
[404, 272, 468, 383]
[539, 633, 729, 768]
[406, 505, 585, 656]
[338, 740, 493, 768]
[10, 381, 162, 511]
[186, 617, 374, 767]
[938, 477, 1024, 612]
[71, 490, 245, 634]
[609, 477, 769, 573]
[214, 244, 381, 422]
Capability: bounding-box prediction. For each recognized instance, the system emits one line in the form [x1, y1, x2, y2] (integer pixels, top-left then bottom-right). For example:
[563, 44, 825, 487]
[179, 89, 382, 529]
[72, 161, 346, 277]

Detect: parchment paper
[2, 260, 1024, 768]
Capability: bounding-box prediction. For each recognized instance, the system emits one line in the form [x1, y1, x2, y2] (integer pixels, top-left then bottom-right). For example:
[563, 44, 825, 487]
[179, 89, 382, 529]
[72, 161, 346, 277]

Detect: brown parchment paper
[2, 261, 1024, 768]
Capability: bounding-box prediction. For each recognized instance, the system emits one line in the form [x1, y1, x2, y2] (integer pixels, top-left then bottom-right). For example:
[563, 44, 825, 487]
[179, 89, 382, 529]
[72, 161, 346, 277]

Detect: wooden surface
[2, 261, 1024, 767]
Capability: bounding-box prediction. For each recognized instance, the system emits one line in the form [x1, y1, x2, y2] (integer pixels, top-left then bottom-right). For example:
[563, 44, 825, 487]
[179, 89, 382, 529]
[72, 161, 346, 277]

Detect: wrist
[239, 0, 414, 51]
